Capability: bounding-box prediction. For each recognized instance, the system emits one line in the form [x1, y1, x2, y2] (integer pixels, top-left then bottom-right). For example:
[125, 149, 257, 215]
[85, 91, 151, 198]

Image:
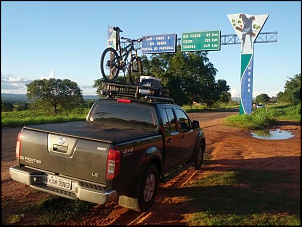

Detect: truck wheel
[138, 163, 159, 212]
[195, 142, 205, 170]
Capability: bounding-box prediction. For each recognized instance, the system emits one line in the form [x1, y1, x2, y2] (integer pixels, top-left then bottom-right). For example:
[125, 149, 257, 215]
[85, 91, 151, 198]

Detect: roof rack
[143, 95, 175, 104]
[100, 81, 174, 104]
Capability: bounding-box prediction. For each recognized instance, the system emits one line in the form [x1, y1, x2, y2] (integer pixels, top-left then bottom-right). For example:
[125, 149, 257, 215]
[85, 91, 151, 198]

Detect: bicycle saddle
[113, 27, 123, 33]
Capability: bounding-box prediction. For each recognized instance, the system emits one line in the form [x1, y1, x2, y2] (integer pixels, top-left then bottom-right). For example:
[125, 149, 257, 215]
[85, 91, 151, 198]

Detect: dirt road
[1, 110, 300, 225]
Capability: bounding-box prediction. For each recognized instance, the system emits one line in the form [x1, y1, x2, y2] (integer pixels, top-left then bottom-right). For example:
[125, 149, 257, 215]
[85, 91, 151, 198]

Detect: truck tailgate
[19, 129, 109, 184]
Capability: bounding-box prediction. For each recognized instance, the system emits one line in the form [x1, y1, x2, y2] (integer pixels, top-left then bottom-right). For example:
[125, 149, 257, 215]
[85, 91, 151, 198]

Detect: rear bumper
[9, 166, 118, 205]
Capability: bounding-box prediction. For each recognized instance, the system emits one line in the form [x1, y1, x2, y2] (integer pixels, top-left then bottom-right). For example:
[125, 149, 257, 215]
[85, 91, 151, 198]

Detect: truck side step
[160, 162, 194, 183]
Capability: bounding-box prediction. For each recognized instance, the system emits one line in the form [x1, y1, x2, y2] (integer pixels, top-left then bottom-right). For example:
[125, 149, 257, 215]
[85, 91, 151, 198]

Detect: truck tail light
[117, 98, 131, 103]
[16, 132, 23, 159]
[106, 148, 121, 179]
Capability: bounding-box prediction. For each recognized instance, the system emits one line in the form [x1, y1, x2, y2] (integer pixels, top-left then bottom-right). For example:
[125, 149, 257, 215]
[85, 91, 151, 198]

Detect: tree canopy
[26, 78, 84, 115]
[277, 73, 301, 105]
[141, 46, 231, 106]
[255, 93, 270, 104]
[2, 102, 14, 112]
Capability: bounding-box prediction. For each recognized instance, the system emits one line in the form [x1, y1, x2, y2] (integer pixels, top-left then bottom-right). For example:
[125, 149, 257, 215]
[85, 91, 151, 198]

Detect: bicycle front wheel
[128, 56, 143, 85]
[100, 47, 120, 82]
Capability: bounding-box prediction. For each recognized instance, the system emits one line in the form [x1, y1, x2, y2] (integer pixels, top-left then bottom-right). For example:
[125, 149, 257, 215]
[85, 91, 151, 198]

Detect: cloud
[1, 70, 69, 94]
[40, 70, 55, 80]
[1, 73, 31, 93]
[230, 88, 239, 97]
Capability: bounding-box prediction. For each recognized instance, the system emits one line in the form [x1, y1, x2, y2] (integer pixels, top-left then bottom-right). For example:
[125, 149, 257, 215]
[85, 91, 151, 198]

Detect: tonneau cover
[25, 121, 159, 144]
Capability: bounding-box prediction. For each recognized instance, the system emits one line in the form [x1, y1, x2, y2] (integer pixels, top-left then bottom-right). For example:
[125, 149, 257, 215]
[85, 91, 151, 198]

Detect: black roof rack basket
[100, 81, 174, 104]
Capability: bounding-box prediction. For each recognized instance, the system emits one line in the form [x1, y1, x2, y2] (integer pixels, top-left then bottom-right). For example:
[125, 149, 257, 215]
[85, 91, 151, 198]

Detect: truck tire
[195, 142, 205, 170]
[138, 163, 159, 212]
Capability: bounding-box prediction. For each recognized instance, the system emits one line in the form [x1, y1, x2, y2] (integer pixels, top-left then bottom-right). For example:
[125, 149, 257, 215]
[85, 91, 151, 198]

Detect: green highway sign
[181, 30, 221, 51]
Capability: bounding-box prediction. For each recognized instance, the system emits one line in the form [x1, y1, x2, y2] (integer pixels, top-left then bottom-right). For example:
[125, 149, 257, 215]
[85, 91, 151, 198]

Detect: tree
[255, 93, 270, 104]
[219, 91, 232, 104]
[276, 91, 285, 102]
[1, 102, 14, 112]
[280, 73, 301, 105]
[14, 102, 29, 111]
[141, 46, 230, 107]
[216, 79, 231, 104]
[26, 78, 84, 115]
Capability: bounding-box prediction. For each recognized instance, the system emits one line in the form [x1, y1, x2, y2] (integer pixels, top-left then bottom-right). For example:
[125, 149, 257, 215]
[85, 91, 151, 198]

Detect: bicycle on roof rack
[100, 26, 144, 85]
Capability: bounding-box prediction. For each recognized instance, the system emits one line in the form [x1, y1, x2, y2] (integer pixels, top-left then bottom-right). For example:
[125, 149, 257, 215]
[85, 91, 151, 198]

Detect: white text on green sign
[181, 30, 221, 51]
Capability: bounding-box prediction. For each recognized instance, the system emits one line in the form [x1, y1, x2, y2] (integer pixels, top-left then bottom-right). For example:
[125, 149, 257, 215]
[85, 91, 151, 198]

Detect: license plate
[47, 175, 71, 190]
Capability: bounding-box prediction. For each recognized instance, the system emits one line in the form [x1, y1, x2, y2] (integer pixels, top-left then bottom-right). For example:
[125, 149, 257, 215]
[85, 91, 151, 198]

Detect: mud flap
[118, 195, 141, 212]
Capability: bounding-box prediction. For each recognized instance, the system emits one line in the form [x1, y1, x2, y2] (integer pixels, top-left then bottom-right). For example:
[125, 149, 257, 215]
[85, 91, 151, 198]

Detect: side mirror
[192, 120, 200, 129]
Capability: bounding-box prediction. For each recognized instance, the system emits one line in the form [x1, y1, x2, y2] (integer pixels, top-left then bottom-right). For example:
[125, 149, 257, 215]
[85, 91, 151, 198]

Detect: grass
[173, 169, 300, 226]
[183, 101, 239, 113]
[223, 103, 300, 129]
[223, 109, 276, 129]
[38, 196, 94, 223]
[6, 194, 94, 225]
[184, 102, 300, 130]
[1, 108, 89, 127]
[188, 212, 300, 226]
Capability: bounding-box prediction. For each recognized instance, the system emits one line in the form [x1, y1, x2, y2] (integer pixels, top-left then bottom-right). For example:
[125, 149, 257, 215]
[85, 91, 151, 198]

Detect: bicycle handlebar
[121, 37, 143, 43]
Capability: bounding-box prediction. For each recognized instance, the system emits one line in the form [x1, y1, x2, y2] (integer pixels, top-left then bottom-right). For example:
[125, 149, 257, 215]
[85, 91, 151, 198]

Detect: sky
[1, 1, 301, 98]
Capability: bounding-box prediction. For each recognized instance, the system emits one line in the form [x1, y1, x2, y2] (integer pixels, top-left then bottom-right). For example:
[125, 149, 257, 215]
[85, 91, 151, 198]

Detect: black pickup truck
[10, 84, 206, 212]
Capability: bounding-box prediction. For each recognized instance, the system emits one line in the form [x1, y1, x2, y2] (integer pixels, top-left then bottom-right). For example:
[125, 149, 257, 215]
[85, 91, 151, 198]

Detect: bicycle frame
[119, 42, 134, 69]
[113, 27, 140, 72]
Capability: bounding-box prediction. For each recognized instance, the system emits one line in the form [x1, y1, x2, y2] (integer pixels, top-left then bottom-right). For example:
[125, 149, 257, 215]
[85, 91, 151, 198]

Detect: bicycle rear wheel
[100, 47, 120, 82]
[128, 56, 143, 85]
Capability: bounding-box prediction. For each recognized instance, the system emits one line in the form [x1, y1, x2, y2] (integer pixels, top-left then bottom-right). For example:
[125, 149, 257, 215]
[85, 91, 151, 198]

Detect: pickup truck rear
[10, 86, 206, 212]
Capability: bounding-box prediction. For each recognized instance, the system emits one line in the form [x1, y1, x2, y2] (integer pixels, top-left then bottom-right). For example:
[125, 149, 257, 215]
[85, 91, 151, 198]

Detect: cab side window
[175, 108, 191, 132]
[160, 108, 177, 133]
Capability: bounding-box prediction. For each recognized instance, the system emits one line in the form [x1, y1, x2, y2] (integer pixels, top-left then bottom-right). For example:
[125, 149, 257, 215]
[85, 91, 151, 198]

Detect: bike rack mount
[100, 81, 174, 104]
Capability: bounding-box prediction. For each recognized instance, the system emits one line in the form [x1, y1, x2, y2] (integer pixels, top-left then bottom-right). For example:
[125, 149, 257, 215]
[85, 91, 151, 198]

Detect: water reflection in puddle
[251, 128, 295, 140]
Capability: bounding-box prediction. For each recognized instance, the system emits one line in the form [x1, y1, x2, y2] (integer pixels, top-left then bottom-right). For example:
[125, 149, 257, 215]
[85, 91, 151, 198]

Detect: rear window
[88, 99, 158, 129]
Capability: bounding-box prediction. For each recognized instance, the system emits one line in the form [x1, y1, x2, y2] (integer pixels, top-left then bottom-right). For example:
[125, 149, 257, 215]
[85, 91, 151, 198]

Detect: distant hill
[231, 97, 240, 102]
[2, 93, 241, 103]
[1, 93, 99, 103]
[1, 93, 28, 102]
[82, 95, 99, 101]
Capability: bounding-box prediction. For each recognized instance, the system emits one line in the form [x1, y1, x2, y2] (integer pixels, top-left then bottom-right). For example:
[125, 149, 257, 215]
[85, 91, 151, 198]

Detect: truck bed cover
[25, 121, 159, 144]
